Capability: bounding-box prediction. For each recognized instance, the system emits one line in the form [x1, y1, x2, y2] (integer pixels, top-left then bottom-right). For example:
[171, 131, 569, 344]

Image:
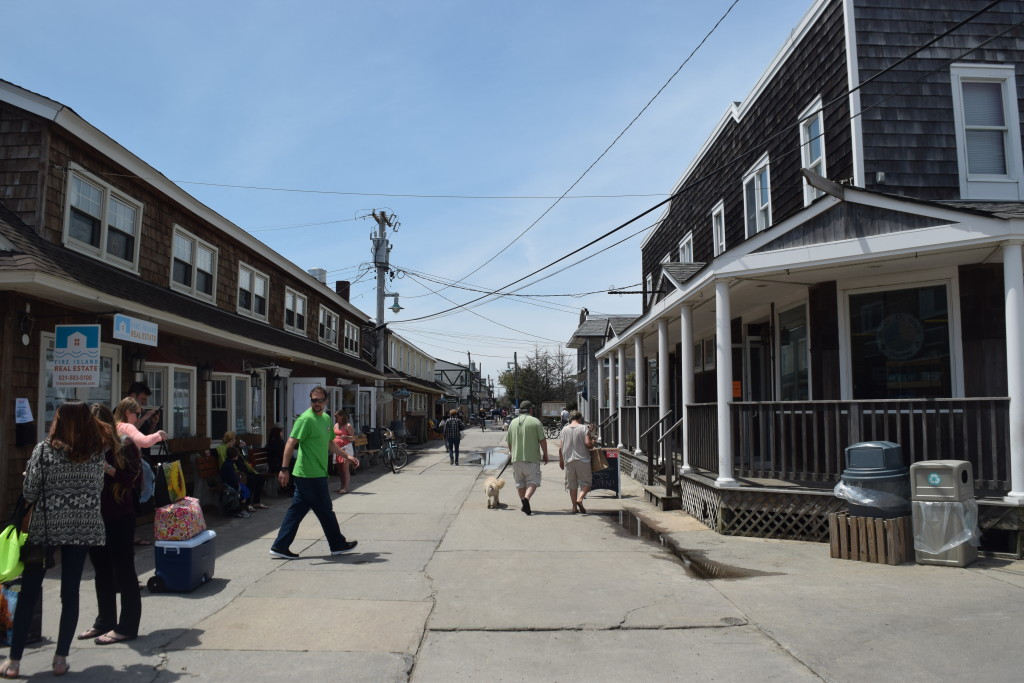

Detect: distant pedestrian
[440, 409, 465, 465]
[560, 407, 570, 428]
[270, 386, 358, 560]
[332, 411, 360, 494]
[558, 410, 592, 514]
[506, 400, 548, 515]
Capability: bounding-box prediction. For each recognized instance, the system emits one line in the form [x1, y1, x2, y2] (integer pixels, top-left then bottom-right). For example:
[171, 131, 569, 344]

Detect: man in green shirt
[506, 401, 548, 515]
[270, 386, 357, 559]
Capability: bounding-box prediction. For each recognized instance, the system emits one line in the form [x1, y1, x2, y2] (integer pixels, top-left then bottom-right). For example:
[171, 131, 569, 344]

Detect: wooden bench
[352, 434, 378, 467]
[194, 451, 230, 514]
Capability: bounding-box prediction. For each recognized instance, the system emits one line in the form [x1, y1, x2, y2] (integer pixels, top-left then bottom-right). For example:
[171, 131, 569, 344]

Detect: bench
[194, 451, 227, 514]
[352, 434, 378, 467]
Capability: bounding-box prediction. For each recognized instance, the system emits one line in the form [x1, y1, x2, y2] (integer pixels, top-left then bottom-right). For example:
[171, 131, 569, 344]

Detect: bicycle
[380, 428, 409, 473]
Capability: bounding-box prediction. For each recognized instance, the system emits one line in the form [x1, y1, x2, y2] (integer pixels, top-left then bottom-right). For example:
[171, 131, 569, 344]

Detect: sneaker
[235, 510, 251, 518]
[521, 498, 532, 516]
[330, 541, 358, 555]
[269, 547, 299, 560]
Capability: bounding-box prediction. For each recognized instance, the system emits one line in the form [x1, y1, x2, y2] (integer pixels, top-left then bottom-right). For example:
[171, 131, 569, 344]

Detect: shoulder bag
[21, 447, 55, 569]
[0, 495, 32, 582]
[591, 448, 609, 473]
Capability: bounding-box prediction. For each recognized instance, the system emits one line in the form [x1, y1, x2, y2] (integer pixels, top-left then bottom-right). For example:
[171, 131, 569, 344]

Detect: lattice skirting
[679, 477, 846, 543]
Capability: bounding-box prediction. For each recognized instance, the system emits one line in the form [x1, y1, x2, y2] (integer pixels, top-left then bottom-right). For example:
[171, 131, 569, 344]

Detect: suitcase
[153, 496, 206, 541]
[148, 529, 216, 593]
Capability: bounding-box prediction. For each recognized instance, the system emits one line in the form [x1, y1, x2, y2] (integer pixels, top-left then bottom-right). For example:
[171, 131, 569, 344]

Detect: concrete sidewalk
[17, 422, 1024, 681]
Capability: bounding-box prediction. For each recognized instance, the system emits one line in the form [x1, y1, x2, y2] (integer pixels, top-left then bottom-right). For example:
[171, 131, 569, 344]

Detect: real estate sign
[54, 324, 101, 387]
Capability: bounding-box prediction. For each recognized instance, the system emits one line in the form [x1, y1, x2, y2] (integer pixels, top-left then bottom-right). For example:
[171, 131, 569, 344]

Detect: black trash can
[838, 441, 911, 519]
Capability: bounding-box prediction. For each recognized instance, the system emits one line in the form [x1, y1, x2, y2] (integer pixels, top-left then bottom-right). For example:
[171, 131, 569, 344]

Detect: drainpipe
[1003, 241, 1024, 503]
[716, 280, 738, 487]
[680, 304, 695, 474]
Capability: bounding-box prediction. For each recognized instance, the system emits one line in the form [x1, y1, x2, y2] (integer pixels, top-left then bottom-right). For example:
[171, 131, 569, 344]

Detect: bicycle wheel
[390, 447, 409, 471]
[383, 447, 396, 473]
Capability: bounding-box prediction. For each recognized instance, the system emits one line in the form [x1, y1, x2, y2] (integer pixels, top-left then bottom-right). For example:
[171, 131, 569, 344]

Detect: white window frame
[170, 226, 218, 302]
[799, 96, 827, 205]
[343, 321, 360, 356]
[209, 373, 252, 439]
[743, 155, 772, 237]
[950, 63, 1024, 200]
[679, 232, 694, 263]
[645, 273, 654, 305]
[711, 200, 726, 256]
[284, 288, 307, 334]
[38, 332, 121, 439]
[63, 164, 143, 271]
[319, 306, 340, 347]
[237, 263, 269, 321]
[143, 363, 197, 439]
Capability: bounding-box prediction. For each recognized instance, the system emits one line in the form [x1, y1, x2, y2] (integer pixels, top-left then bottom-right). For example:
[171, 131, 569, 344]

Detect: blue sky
[2, 0, 814, 384]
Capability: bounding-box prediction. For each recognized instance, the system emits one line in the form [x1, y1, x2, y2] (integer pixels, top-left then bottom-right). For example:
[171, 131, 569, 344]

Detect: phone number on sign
[56, 375, 97, 383]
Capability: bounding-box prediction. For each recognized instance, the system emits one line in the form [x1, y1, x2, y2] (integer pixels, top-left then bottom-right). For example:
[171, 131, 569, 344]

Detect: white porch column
[608, 352, 617, 442]
[680, 304, 695, 474]
[715, 280, 738, 487]
[596, 352, 605, 423]
[634, 333, 645, 456]
[1004, 241, 1024, 502]
[657, 317, 670, 452]
[617, 345, 627, 448]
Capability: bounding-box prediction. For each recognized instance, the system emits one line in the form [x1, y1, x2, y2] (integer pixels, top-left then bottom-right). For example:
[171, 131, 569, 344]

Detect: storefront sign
[113, 314, 158, 346]
[53, 324, 101, 387]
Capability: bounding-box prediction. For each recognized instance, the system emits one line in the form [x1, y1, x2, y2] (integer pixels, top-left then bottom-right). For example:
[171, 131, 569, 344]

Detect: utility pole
[514, 351, 519, 410]
[371, 210, 395, 426]
[467, 350, 473, 420]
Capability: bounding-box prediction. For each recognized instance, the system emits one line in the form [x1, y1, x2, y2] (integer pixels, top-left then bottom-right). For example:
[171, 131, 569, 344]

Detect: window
[63, 166, 143, 270]
[238, 264, 268, 320]
[679, 232, 694, 263]
[743, 156, 771, 237]
[284, 288, 306, 334]
[799, 97, 826, 205]
[144, 364, 195, 438]
[645, 273, 653, 305]
[778, 304, 809, 400]
[319, 306, 339, 346]
[951, 64, 1024, 199]
[39, 333, 120, 438]
[344, 321, 360, 356]
[171, 227, 217, 301]
[711, 201, 726, 256]
[209, 374, 252, 438]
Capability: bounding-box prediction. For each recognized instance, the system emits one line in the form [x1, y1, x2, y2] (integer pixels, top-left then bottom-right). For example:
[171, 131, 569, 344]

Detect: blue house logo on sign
[927, 472, 942, 486]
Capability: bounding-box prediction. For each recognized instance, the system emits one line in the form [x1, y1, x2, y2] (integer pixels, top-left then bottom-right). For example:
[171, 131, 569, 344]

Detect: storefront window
[778, 304, 809, 400]
[40, 333, 119, 437]
[849, 285, 951, 399]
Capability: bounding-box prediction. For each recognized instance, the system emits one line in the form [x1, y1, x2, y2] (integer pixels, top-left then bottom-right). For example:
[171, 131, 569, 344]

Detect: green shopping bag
[0, 496, 32, 583]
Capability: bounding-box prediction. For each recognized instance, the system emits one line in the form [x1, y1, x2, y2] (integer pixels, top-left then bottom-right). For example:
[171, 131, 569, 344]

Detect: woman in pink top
[332, 411, 360, 494]
[113, 397, 169, 449]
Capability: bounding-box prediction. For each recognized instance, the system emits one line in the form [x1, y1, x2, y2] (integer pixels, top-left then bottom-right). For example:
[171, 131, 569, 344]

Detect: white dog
[484, 477, 505, 509]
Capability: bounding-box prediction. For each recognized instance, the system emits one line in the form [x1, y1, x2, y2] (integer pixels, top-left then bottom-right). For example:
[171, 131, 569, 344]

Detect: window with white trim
[799, 97, 826, 205]
[343, 321, 360, 356]
[319, 306, 339, 346]
[209, 374, 252, 438]
[743, 156, 771, 237]
[39, 333, 120, 438]
[645, 273, 653, 305]
[63, 166, 143, 270]
[284, 288, 307, 334]
[171, 227, 217, 302]
[711, 201, 726, 256]
[237, 264, 268, 320]
[951, 63, 1024, 200]
[679, 232, 694, 263]
[144, 364, 196, 438]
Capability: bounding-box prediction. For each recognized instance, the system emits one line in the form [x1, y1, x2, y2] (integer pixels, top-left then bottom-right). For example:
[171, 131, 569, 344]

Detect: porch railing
[686, 398, 1010, 491]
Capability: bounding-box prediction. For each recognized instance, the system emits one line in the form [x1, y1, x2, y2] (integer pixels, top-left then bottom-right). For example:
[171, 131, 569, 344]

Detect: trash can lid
[845, 441, 904, 470]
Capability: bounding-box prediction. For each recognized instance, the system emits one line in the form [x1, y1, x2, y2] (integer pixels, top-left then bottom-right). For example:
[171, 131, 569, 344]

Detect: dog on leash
[484, 477, 505, 509]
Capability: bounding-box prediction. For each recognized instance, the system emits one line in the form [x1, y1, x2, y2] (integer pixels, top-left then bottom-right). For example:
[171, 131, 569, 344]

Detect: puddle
[470, 447, 509, 470]
[608, 510, 777, 581]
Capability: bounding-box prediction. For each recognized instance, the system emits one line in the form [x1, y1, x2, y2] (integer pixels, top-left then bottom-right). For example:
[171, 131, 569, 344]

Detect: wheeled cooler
[149, 529, 217, 593]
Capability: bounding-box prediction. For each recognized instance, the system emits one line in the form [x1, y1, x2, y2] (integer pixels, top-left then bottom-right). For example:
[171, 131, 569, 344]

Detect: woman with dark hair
[0, 401, 111, 678]
[78, 403, 143, 646]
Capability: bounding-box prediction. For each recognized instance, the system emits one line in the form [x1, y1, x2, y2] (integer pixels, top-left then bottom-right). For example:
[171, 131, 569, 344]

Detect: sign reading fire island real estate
[53, 324, 101, 387]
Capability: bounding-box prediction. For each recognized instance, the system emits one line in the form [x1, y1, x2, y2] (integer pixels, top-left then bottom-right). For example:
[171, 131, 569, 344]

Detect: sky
[1, 0, 815, 387]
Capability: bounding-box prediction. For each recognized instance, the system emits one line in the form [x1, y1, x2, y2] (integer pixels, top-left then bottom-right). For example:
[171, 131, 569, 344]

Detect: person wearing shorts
[558, 410, 593, 514]
[506, 401, 548, 515]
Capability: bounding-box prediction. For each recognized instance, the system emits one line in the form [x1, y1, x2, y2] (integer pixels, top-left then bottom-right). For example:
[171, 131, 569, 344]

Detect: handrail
[597, 411, 617, 428]
[639, 411, 673, 440]
[656, 414, 686, 445]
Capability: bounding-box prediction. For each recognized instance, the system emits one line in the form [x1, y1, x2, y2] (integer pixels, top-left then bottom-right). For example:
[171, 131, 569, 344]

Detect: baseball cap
[519, 400, 533, 410]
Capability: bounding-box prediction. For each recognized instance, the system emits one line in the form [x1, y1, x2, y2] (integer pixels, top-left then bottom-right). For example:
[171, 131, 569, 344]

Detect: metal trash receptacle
[834, 441, 910, 519]
[910, 460, 979, 567]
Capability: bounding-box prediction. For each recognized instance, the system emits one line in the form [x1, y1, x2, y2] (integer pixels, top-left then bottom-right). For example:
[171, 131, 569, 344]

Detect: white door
[286, 376, 326, 434]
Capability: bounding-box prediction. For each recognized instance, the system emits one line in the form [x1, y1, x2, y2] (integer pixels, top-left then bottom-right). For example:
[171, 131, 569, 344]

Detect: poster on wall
[53, 325, 101, 387]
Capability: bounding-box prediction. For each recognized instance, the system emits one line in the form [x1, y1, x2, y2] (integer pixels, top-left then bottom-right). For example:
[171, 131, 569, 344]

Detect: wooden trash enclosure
[829, 512, 913, 565]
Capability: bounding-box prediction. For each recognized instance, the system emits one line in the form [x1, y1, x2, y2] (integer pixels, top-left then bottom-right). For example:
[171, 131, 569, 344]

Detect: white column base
[714, 477, 740, 488]
[679, 465, 695, 475]
[617, 442, 626, 450]
[1002, 493, 1024, 505]
[633, 447, 644, 457]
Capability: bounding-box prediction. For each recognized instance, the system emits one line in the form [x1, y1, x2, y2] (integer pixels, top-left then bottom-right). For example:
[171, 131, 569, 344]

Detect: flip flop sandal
[77, 627, 104, 640]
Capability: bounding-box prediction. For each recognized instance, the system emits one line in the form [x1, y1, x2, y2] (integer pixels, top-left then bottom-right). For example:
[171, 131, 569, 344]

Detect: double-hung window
[344, 321, 360, 356]
[319, 306, 339, 346]
[711, 201, 726, 256]
[679, 232, 694, 263]
[951, 64, 1024, 200]
[743, 156, 771, 237]
[284, 288, 306, 334]
[171, 227, 217, 302]
[209, 374, 252, 438]
[64, 165, 143, 270]
[799, 97, 826, 205]
[238, 264, 268, 320]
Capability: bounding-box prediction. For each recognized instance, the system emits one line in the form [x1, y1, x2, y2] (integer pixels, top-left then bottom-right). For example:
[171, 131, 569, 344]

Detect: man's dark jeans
[272, 476, 347, 552]
[445, 438, 461, 464]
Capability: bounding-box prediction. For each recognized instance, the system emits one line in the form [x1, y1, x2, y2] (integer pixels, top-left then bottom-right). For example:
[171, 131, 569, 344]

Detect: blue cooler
[149, 529, 216, 593]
